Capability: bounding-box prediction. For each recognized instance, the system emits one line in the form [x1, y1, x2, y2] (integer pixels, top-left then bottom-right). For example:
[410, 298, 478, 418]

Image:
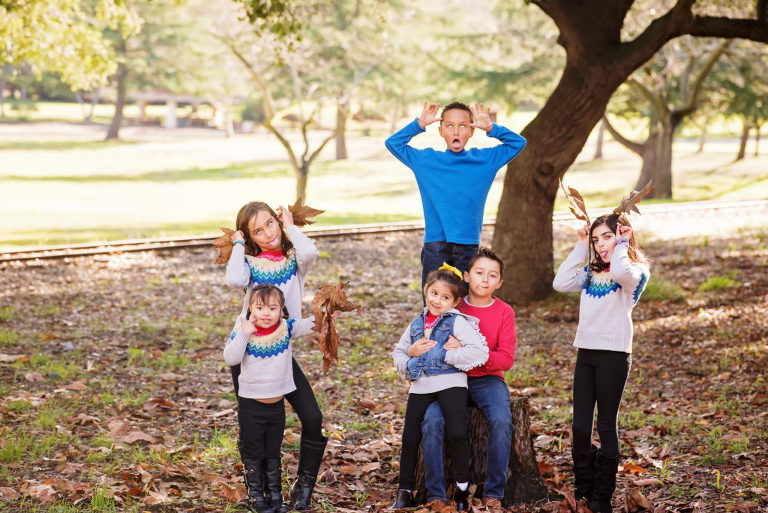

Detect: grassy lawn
[1, 110, 766, 249]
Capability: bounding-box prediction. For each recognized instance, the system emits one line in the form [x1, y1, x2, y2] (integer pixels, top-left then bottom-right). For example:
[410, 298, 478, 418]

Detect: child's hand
[232, 230, 245, 243]
[577, 225, 589, 245]
[408, 337, 437, 357]
[240, 317, 256, 335]
[470, 103, 493, 132]
[444, 335, 463, 351]
[616, 222, 631, 240]
[417, 101, 442, 129]
[276, 205, 294, 227]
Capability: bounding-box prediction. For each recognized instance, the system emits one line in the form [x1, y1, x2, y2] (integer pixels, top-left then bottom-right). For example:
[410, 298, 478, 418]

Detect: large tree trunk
[635, 117, 675, 198]
[335, 101, 348, 160]
[105, 60, 127, 141]
[413, 396, 547, 506]
[494, 60, 624, 303]
[736, 120, 750, 160]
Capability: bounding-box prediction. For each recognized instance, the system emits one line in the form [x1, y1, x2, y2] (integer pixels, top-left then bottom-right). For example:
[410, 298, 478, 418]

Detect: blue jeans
[420, 241, 479, 296]
[421, 375, 513, 501]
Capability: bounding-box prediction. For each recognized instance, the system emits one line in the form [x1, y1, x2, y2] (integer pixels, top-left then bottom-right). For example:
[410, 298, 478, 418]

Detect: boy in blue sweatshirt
[385, 101, 526, 291]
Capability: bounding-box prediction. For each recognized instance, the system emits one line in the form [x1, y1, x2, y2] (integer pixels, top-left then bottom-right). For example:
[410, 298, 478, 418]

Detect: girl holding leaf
[216, 200, 326, 511]
[553, 184, 652, 513]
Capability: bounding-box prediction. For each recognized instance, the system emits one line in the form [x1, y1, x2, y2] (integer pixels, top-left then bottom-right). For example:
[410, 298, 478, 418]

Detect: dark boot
[453, 486, 470, 511]
[242, 459, 272, 513]
[290, 436, 328, 510]
[588, 452, 620, 513]
[391, 489, 414, 509]
[572, 445, 598, 502]
[265, 458, 290, 513]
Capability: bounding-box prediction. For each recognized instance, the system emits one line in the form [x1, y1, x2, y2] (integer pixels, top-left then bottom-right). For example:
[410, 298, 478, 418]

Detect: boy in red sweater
[420, 247, 516, 512]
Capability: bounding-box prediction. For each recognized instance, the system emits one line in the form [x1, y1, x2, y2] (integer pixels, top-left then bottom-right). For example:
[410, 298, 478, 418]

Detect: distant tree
[602, 37, 731, 199]
[0, 0, 139, 90]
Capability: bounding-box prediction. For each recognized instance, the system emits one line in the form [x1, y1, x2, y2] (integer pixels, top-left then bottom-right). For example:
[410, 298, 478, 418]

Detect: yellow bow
[439, 262, 463, 280]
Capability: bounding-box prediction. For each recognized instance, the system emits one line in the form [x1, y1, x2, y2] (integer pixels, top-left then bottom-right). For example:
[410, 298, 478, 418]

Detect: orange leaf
[218, 483, 244, 502]
[559, 180, 590, 226]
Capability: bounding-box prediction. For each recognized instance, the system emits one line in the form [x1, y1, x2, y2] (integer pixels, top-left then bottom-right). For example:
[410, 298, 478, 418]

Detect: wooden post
[413, 396, 548, 507]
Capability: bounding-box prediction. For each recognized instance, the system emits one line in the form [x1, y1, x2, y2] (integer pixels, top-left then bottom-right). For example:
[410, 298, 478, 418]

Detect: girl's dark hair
[588, 213, 649, 274]
[235, 202, 294, 256]
[247, 284, 289, 319]
[466, 247, 504, 279]
[423, 268, 463, 301]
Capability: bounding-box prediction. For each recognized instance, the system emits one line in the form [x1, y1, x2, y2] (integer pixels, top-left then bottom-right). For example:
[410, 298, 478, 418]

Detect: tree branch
[676, 39, 731, 117]
[627, 77, 666, 116]
[688, 16, 768, 42]
[307, 128, 342, 166]
[602, 114, 645, 155]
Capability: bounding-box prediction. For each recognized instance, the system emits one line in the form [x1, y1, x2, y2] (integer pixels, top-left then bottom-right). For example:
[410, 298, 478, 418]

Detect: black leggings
[399, 387, 468, 489]
[572, 348, 631, 458]
[238, 397, 285, 460]
[231, 358, 324, 443]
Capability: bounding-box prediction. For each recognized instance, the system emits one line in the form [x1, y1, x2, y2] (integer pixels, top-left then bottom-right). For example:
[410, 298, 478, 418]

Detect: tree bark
[335, 101, 348, 160]
[755, 125, 761, 157]
[592, 117, 606, 160]
[494, 60, 624, 303]
[413, 396, 547, 506]
[736, 120, 750, 160]
[634, 117, 676, 198]
[697, 116, 709, 153]
[105, 59, 127, 141]
[295, 164, 309, 202]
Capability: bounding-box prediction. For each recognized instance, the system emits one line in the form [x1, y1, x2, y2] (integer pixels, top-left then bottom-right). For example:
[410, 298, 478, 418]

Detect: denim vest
[406, 312, 460, 381]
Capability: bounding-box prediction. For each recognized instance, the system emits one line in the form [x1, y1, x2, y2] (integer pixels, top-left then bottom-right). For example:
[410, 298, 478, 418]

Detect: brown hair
[247, 284, 288, 319]
[235, 202, 294, 256]
[588, 213, 649, 274]
[466, 247, 504, 279]
[423, 268, 463, 301]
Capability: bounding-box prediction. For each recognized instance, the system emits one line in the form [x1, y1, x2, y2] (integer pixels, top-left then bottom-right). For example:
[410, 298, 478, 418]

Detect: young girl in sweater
[391, 265, 489, 511]
[553, 214, 650, 513]
[225, 201, 324, 510]
[224, 284, 315, 513]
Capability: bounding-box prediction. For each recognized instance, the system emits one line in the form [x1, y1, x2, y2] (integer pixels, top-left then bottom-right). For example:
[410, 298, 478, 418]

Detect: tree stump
[413, 395, 548, 507]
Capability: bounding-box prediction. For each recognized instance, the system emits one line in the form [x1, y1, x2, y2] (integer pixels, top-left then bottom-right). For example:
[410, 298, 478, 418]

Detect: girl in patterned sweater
[553, 214, 650, 513]
[225, 202, 324, 510]
[224, 284, 315, 513]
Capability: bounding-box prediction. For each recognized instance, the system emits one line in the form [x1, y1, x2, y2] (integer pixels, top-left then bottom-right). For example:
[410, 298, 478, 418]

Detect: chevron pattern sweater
[224, 317, 315, 399]
[553, 240, 649, 354]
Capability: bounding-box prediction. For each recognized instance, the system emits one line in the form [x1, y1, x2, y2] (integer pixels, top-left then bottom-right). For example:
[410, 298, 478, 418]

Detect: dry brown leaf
[0, 487, 20, 500]
[559, 180, 590, 226]
[289, 197, 324, 226]
[121, 431, 158, 444]
[218, 483, 244, 502]
[212, 227, 235, 264]
[310, 282, 362, 373]
[624, 488, 653, 510]
[614, 181, 655, 216]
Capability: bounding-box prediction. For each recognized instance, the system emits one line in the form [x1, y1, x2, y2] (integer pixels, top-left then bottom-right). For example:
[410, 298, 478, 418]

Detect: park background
[0, 0, 767, 512]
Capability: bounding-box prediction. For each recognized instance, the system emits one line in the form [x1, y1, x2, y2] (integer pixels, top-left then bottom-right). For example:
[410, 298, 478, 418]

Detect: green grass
[2, 115, 768, 249]
[698, 275, 740, 292]
[642, 277, 687, 302]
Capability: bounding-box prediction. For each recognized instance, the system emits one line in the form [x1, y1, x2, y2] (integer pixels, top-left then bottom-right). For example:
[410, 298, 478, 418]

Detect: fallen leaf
[0, 487, 20, 500]
[63, 381, 87, 391]
[24, 372, 45, 382]
[218, 483, 244, 502]
[0, 354, 25, 363]
[121, 431, 157, 444]
[25, 483, 57, 503]
[624, 488, 653, 510]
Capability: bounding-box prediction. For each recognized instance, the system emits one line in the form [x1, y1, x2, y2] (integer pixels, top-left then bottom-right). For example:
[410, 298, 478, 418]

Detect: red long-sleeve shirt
[458, 297, 517, 379]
